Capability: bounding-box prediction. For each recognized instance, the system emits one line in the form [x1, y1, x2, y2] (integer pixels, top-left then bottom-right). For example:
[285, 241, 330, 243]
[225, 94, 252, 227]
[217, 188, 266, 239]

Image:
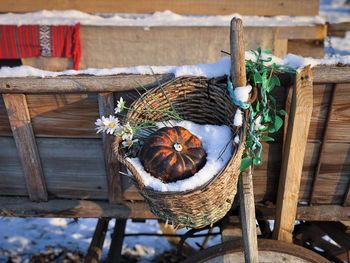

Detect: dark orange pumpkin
[139, 126, 207, 183]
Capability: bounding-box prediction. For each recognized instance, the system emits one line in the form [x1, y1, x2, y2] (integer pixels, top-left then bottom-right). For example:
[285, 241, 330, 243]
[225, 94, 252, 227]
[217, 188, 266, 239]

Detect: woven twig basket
[114, 76, 246, 229]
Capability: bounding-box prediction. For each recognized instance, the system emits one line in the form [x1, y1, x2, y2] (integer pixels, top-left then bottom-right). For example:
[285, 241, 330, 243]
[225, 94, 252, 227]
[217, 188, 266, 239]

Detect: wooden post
[106, 219, 127, 263]
[273, 66, 313, 242]
[98, 93, 123, 204]
[230, 18, 259, 263]
[85, 218, 110, 263]
[2, 93, 48, 202]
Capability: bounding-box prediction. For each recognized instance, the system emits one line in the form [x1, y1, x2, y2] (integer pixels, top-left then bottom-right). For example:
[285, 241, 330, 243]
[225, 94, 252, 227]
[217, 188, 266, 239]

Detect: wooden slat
[0, 196, 155, 218]
[85, 218, 110, 263]
[106, 219, 127, 263]
[2, 137, 348, 205]
[231, 18, 259, 263]
[2, 94, 48, 201]
[309, 84, 337, 204]
[0, 74, 174, 94]
[313, 66, 350, 84]
[0, 0, 319, 16]
[276, 25, 327, 40]
[328, 22, 350, 38]
[0, 195, 348, 220]
[273, 66, 313, 243]
[98, 93, 123, 203]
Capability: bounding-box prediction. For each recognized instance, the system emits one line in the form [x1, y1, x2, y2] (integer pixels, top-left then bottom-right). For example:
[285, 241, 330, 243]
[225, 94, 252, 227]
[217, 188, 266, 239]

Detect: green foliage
[240, 48, 295, 171]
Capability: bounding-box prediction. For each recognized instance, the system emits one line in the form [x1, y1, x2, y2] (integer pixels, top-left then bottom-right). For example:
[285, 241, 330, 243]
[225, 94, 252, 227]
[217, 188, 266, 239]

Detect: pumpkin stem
[173, 143, 183, 152]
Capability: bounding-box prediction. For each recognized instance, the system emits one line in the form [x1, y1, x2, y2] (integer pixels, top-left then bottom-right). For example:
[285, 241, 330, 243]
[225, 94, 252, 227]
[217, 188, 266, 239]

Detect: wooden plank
[314, 222, 350, 250]
[313, 66, 350, 84]
[0, 84, 347, 141]
[2, 94, 48, 201]
[0, 0, 319, 16]
[287, 40, 324, 58]
[98, 93, 123, 204]
[231, 18, 259, 263]
[2, 137, 348, 205]
[273, 66, 313, 243]
[309, 84, 336, 204]
[276, 25, 327, 40]
[85, 218, 110, 263]
[106, 219, 127, 263]
[0, 197, 155, 218]
[328, 22, 350, 38]
[0, 74, 174, 94]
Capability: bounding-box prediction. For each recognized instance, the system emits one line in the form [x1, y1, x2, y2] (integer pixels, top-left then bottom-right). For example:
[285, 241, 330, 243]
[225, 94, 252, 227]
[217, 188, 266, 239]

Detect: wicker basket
[114, 76, 246, 229]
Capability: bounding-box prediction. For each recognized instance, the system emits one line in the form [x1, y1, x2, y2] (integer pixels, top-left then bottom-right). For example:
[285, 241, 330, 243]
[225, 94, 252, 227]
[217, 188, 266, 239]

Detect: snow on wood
[0, 10, 326, 27]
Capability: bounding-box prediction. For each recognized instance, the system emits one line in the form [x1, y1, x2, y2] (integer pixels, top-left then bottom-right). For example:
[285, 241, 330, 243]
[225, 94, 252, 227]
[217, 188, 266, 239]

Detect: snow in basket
[127, 120, 234, 192]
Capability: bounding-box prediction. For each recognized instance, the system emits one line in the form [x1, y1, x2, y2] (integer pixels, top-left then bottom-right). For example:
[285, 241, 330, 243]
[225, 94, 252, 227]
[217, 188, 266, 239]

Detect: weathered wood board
[22, 25, 326, 70]
[0, 0, 319, 16]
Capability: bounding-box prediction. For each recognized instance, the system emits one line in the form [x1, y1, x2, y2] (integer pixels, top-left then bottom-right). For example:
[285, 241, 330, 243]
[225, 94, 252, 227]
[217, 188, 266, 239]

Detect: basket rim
[114, 75, 246, 196]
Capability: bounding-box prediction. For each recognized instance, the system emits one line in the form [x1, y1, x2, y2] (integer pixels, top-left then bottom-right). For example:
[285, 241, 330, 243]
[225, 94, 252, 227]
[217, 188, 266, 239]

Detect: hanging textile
[0, 23, 81, 70]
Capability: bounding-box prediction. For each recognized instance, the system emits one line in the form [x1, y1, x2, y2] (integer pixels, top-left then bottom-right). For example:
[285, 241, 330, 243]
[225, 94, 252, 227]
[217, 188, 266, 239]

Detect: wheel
[184, 239, 329, 263]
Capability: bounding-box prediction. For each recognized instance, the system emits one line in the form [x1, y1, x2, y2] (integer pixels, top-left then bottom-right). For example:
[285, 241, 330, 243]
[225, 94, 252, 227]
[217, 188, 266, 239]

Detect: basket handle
[114, 137, 146, 190]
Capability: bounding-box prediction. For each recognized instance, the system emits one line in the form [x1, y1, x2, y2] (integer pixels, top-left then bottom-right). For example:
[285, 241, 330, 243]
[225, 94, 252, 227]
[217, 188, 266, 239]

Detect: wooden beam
[0, 0, 319, 16]
[0, 197, 155, 218]
[98, 93, 123, 204]
[273, 66, 313, 243]
[314, 222, 350, 250]
[106, 219, 127, 263]
[85, 218, 110, 263]
[328, 22, 350, 37]
[0, 74, 174, 94]
[2, 94, 48, 202]
[231, 17, 259, 263]
[313, 66, 350, 84]
[276, 25, 327, 40]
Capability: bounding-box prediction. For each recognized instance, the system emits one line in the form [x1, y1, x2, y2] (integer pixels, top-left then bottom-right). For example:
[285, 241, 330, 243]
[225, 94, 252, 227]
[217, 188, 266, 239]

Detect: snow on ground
[0, 217, 221, 262]
[0, 218, 172, 262]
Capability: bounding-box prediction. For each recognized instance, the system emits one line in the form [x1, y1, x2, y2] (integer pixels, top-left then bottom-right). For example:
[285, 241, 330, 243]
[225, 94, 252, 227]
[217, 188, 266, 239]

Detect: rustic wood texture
[313, 66, 350, 84]
[0, 74, 174, 94]
[85, 218, 110, 263]
[0, 195, 348, 221]
[231, 17, 259, 263]
[0, 196, 155, 218]
[98, 93, 123, 204]
[328, 22, 350, 38]
[20, 26, 326, 70]
[0, 0, 319, 16]
[309, 84, 336, 204]
[2, 94, 48, 202]
[273, 66, 314, 243]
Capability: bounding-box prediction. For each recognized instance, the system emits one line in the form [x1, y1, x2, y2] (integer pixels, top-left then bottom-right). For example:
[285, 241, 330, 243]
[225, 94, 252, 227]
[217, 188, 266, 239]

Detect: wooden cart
[0, 19, 349, 262]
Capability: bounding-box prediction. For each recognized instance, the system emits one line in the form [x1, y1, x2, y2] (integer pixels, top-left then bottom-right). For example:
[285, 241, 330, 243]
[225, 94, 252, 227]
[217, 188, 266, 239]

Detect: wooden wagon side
[0, 65, 349, 224]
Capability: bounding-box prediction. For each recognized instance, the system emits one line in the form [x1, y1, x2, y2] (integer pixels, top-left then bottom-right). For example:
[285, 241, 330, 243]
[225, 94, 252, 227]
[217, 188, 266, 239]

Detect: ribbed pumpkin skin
[139, 126, 207, 183]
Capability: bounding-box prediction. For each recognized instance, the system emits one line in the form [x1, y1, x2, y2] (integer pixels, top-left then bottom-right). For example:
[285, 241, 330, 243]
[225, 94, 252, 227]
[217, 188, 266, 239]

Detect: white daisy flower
[95, 117, 107, 133]
[122, 138, 139, 148]
[115, 97, 126, 114]
[103, 115, 121, 135]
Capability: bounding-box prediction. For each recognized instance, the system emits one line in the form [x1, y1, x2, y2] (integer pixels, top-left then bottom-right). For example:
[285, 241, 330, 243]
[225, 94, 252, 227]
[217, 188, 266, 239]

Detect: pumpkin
[139, 126, 207, 183]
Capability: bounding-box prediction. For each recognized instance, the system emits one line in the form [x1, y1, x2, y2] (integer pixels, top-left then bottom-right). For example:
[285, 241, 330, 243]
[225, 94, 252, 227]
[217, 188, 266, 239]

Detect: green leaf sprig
[240, 48, 295, 171]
